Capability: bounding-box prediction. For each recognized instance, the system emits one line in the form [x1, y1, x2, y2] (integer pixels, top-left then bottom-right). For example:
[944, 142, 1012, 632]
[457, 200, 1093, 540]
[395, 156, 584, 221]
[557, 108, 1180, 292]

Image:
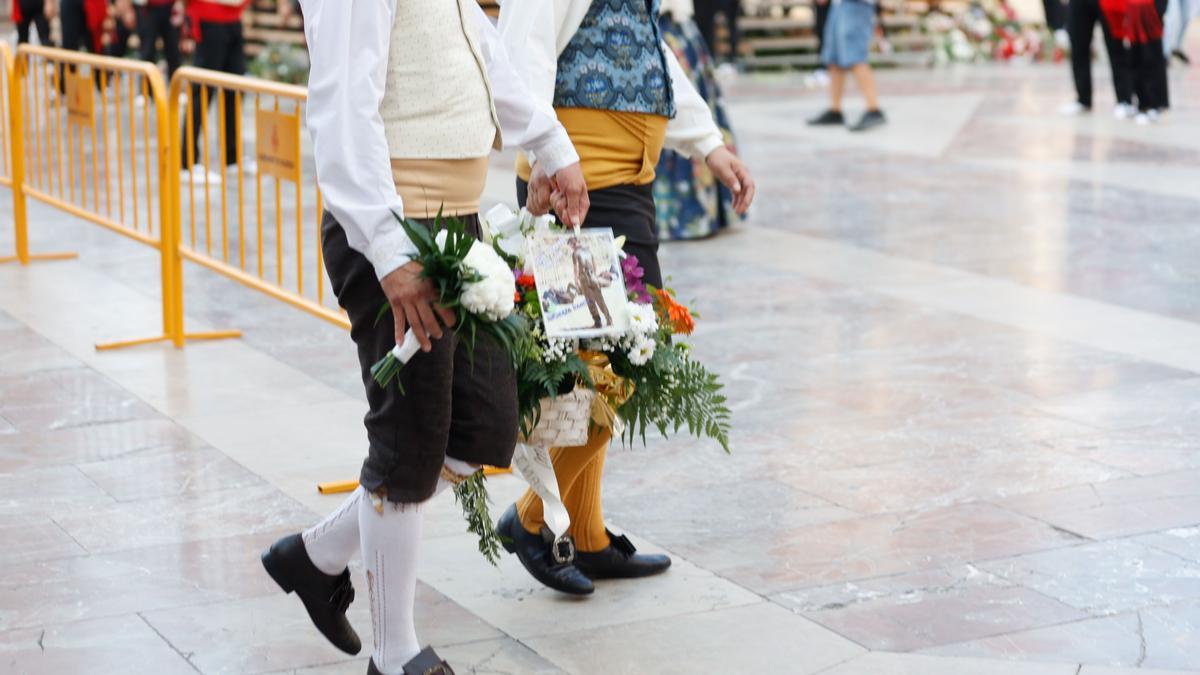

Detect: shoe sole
[578, 563, 673, 580]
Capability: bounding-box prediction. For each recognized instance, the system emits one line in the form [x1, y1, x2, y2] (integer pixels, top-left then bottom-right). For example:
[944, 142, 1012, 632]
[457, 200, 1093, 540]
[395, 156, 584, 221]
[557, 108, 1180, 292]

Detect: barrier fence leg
[94, 69, 240, 351]
[315, 467, 512, 495]
[1, 54, 75, 265]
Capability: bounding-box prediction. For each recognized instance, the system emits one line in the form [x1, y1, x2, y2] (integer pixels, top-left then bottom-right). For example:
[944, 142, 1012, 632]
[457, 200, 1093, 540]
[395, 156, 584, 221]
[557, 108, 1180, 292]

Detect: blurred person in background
[694, 0, 742, 71]
[135, 0, 184, 80]
[179, 0, 252, 183]
[1062, 0, 1135, 117]
[1163, 0, 1196, 63]
[810, 0, 832, 86]
[657, 0, 746, 239]
[807, 0, 886, 131]
[102, 0, 137, 59]
[1102, 0, 1170, 121]
[14, 0, 54, 45]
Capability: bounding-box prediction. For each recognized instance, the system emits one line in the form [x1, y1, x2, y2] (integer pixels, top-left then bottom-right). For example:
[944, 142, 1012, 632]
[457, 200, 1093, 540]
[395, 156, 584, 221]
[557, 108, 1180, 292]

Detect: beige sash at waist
[391, 156, 489, 219]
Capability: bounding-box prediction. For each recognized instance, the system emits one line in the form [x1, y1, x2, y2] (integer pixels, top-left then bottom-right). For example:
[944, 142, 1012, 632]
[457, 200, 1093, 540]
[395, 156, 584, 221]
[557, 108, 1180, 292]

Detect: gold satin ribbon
[579, 350, 634, 431]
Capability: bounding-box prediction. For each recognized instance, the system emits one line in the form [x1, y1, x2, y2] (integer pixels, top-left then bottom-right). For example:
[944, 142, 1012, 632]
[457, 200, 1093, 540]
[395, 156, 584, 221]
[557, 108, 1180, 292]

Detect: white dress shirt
[497, 0, 727, 164]
[301, 0, 580, 280]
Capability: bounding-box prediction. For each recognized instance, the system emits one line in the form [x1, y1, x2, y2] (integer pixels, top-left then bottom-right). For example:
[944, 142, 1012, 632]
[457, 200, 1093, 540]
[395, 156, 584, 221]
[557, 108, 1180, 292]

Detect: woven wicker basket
[523, 388, 595, 448]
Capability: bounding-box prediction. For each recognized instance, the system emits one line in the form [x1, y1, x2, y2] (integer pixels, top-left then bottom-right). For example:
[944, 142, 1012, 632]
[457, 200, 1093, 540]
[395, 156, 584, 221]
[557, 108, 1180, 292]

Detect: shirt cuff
[367, 228, 417, 280]
[527, 130, 580, 177]
[695, 134, 726, 161]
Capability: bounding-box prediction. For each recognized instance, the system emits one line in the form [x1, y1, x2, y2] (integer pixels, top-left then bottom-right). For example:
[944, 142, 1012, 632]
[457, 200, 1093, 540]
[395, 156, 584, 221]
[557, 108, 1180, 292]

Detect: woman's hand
[705, 146, 756, 214]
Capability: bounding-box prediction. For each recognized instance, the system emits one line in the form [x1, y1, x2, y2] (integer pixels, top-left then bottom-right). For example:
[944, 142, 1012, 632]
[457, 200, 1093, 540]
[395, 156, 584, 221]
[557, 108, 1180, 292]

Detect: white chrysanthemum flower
[628, 336, 656, 366]
[460, 242, 516, 321]
[627, 303, 658, 336]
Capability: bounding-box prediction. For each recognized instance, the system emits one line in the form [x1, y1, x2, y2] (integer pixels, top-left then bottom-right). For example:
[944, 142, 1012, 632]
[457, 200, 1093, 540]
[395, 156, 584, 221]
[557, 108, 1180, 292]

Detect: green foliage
[452, 472, 506, 566]
[612, 343, 732, 454]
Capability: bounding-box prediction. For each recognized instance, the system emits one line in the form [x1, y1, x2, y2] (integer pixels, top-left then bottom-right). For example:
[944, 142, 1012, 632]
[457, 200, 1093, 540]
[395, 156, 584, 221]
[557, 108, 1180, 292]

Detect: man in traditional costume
[260, 2, 588, 673]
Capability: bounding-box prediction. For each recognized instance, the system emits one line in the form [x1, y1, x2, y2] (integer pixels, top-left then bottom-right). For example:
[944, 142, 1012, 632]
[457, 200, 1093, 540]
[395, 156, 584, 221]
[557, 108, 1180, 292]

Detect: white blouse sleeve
[471, 3, 579, 175]
[300, 0, 414, 280]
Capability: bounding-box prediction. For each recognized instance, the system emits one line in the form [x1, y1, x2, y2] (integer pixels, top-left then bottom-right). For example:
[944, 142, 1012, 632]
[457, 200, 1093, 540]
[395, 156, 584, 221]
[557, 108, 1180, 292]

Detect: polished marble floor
[2, 56, 1200, 674]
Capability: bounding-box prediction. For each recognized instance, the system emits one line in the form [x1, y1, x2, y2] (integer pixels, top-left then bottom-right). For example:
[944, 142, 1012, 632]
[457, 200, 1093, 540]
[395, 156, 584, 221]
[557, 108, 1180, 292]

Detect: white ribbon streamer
[511, 442, 571, 537]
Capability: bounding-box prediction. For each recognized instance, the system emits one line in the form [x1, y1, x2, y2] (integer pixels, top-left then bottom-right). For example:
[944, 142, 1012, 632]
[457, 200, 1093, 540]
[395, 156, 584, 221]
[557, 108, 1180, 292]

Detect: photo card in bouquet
[528, 228, 629, 339]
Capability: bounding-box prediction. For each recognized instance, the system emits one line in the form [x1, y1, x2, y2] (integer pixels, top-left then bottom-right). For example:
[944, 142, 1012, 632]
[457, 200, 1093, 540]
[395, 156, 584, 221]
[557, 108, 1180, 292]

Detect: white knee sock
[301, 487, 365, 576]
[360, 486, 425, 673]
[300, 458, 477, 576]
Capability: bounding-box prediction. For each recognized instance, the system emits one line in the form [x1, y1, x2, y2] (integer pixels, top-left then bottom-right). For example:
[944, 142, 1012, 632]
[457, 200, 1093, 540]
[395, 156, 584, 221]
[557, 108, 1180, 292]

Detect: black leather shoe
[807, 109, 845, 126]
[497, 504, 594, 595]
[849, 109, 887, 132]
[368, 647, 455, 675]
[575, 530, 671, 579]
[262, 533, 361, 655]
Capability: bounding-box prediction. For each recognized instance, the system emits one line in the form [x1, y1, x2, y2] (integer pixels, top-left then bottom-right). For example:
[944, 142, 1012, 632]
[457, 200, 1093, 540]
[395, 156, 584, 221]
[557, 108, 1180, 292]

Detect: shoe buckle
[551, 534, 576, 565]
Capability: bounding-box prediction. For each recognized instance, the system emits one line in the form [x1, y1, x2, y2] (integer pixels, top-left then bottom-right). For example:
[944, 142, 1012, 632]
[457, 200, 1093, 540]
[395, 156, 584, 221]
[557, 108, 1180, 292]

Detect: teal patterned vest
[552, 0, 676, 117]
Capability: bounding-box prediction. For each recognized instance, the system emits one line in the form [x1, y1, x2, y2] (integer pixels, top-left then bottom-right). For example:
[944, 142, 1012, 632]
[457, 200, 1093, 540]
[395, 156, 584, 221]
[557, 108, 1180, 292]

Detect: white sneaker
[1059, 101, 1090, 116]
[1113, 103, 1136, 119]
[1135, 112, 1152, 125]
[1054, 29, 1070, 49]
[813, 69, 831, 87]
[182, 164, 223, 184]
[227, 160, 257, 176]
[715, 63, 739, 83]
[1147, 109, 1162, 123]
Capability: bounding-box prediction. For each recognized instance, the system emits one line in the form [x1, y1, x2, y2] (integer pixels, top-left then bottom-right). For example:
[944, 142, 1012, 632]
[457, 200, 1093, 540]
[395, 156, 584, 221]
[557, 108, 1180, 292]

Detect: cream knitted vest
[380, 0, 501, 159]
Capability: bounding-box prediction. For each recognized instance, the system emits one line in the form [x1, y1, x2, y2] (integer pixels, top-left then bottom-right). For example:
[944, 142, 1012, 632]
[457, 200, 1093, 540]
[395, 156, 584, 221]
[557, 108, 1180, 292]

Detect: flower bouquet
[370, 211, 525, 389]
[369, 211, 528, 564]
[466, 208, 732, 563]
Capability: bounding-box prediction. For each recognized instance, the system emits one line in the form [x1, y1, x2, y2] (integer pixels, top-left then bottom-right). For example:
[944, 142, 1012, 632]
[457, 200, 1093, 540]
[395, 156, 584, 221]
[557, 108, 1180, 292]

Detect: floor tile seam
[734, 532, 1100, 597]
[907, 602, 1192, 659]
[0, 525, 313, 587]
[730, 224, 1200, 372]
[758, 535, 1104, 605]
[513, 595, 843, 650]
[993, 487, 1200, 520]
[793, 589, 1095, 655]
[138, 611, 205, 674]
[0, 263, 359, 420]
[510, 591, 767, 642]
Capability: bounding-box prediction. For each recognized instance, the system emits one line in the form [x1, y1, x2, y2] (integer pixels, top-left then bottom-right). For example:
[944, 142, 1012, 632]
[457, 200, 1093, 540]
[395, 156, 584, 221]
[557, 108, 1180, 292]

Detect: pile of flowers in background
[922, 0, 1066, 64]
[249, 43, 311, 85]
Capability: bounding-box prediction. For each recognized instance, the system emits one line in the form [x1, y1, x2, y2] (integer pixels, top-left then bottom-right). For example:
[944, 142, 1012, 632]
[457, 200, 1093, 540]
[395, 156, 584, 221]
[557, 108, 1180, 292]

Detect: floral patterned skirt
[654, 15, 745, 241]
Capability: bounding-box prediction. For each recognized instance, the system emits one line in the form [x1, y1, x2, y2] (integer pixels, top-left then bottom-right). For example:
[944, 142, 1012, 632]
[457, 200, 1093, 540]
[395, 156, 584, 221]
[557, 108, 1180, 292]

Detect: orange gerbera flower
[656, 288, 695, 335]
[516, 273, 537, 289]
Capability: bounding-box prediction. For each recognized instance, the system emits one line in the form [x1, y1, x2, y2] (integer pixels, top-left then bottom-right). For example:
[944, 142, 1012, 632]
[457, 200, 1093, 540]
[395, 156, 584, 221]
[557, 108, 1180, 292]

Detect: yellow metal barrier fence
[168, 66, 348, 334]
[8, 45, 237, 348]
[0, 43, 77, 265]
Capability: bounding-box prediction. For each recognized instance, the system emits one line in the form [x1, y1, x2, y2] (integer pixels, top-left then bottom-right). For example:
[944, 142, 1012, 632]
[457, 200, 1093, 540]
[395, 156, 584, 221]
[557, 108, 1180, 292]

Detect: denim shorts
[820, 0, 875, 69]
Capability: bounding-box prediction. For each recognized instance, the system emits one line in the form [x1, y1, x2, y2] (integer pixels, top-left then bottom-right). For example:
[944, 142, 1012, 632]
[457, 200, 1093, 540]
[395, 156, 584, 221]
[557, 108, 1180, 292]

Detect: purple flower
[623, 255, 652, 304]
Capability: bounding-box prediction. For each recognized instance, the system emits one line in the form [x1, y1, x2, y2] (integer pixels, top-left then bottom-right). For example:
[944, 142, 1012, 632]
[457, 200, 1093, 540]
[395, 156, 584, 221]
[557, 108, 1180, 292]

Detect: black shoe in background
[261, 533, 362, 655]
[849, 109, 887, 132]
[497, 504, 594, 595]
[575, 530, 672, 579]
[807, 109, 846, 126]
[1171, 49, 1190, 65]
